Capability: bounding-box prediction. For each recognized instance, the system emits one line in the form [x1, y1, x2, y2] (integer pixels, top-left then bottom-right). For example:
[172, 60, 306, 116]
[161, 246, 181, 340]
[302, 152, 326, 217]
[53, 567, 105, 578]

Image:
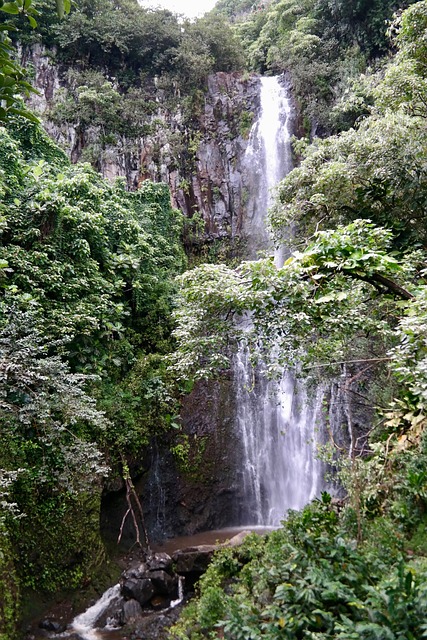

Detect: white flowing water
[235, 76, 326, 526]
[170, 576, 184, 609]
[243, 76, 293, 256]
[235, 348, 326, 525]
[69, 584, 121, 640]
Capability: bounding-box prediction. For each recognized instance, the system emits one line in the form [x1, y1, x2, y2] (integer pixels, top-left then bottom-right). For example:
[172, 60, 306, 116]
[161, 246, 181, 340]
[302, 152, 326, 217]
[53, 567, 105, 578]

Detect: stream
[29, 527, 273, 640]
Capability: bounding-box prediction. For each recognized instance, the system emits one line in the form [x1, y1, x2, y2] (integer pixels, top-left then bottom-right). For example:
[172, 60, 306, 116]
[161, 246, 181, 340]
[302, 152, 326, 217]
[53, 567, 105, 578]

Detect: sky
[141, 0, 218, 19]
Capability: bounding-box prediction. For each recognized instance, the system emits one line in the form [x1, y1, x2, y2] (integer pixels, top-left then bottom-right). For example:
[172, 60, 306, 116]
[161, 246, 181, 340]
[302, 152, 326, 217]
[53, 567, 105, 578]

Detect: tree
[0, 0, 72, 122]
[376, 1, 427, 116]
[270, 111, 427, 249]
[171, 219, 418, 378]
[0, 114, 186, 597]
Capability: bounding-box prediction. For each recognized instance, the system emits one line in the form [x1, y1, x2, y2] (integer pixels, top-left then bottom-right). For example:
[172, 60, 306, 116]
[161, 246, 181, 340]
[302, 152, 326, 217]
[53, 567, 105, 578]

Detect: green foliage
[172, 499, 427, 640]
[97, 353, 181, 457]
[230, 0, 417, 131]
[171, 12, 427, 620]
[0, 114, 186, 604]
[9, 488, 105, 592]
[0, 0, 39, 122]
[376, 3, 427, 116]
[0, 529, 20, 640]
[186, 13, 245, 75]
[50, 70, 158, 141]
[0, 120, 185, 359]
[170, 433, 208, 479]
[0, 307, 108, 592]
[239, 109, 254, 138]
[272, 111, 427, 248]
[0, 0, 73, 123]
[212, 0, 255, 22]
[171, 219, 415, 380]
[52, 0, 181, 75]
[30, 0, 243, 87]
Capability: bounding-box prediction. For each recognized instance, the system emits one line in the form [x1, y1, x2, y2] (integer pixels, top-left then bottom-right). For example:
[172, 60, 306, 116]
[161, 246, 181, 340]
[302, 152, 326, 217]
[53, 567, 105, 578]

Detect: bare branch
[306, 357, 392, 370]
[119, 455, 151, 551]
[117, 508, 131, 546]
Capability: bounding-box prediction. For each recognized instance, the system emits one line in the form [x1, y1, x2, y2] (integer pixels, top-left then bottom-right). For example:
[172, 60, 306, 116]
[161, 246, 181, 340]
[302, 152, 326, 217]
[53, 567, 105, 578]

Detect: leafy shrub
[172, 497, 427, 640]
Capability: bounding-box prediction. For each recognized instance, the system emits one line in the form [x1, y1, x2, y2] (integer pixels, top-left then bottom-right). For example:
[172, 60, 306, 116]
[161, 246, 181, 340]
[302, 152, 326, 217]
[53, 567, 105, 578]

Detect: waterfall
[234, 348, 326, 525]
[243, 76, 293, 257]
[170, 576, 185, 608]
[235, 76, 326, 526]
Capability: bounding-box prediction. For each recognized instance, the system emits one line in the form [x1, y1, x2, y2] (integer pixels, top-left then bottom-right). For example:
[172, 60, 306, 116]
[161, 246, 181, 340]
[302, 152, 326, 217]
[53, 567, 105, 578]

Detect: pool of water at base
[152, 525, 277, 554]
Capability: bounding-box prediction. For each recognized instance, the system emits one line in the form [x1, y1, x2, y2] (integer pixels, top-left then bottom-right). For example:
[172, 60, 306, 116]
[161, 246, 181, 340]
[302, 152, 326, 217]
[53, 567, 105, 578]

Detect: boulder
[172, 546, 216, 574]
[222, 530, 252, 547]
[120, 599, 143, 624]
[122, 609, 182, 640]
[122, 564, 148, 581]
[149, 570, 177, 596]
[38, 619, 66, 633]
[122, 553, 174, 582]
[122, 578, 154, 606]
[146, 552, 173, 573]
[171, 532, 252, 581]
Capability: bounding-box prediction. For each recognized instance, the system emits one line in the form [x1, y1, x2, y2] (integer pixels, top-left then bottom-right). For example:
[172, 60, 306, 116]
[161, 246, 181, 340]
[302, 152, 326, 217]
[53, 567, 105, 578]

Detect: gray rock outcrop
[21, 44, 261, 248]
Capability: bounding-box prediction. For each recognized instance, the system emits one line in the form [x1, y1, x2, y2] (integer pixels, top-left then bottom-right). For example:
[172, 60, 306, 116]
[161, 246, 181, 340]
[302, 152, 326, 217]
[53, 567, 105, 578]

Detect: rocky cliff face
[22, 44, 260, 245]
[171, 72, 260, 241]
[101, 376, 243, 546]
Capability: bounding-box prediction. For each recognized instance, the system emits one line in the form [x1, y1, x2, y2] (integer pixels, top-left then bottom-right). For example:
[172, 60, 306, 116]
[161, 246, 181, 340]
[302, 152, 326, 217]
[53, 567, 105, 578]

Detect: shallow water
[152, 525, 276, 554]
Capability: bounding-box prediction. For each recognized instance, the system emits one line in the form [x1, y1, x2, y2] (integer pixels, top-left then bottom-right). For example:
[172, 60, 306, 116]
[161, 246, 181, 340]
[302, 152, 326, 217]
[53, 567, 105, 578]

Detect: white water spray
[70, 584, 121, 640]
[170, 576, 184, 609]
[236, 77, 326, 526]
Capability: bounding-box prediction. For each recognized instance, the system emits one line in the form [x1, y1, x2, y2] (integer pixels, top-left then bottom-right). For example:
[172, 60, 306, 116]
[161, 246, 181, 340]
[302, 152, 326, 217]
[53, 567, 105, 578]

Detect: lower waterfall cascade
[70, 584, 121, 640]
[234, 348, 327, 526]
[234, 75, 328, 526]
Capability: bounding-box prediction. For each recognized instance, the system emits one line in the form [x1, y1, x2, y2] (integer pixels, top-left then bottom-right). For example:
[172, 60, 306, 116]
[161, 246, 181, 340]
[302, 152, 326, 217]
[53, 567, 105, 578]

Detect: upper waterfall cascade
[243, 76, 293, 258]
[235, 76, 326, 526]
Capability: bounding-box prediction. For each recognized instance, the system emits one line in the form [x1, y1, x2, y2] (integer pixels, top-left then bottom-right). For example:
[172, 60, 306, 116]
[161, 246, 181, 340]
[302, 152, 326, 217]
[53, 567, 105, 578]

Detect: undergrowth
[171, 494, 427, 640]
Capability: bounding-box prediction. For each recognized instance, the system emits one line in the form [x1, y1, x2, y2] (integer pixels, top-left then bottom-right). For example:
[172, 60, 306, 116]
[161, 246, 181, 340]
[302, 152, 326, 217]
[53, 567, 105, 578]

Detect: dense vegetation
[0, 112, 187, 629]
[172, 497, 427, 639]
[0, 1, 189, 630]
[2, 0, 427, 638]
[214, 0, 418, 133]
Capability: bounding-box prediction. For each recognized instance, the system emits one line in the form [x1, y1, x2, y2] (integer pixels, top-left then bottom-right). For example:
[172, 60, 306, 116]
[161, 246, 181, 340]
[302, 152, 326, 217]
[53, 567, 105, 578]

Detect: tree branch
[306, 357, 392, 369]
[344, 269, 415, 300]
[118, 455, 151, 551]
